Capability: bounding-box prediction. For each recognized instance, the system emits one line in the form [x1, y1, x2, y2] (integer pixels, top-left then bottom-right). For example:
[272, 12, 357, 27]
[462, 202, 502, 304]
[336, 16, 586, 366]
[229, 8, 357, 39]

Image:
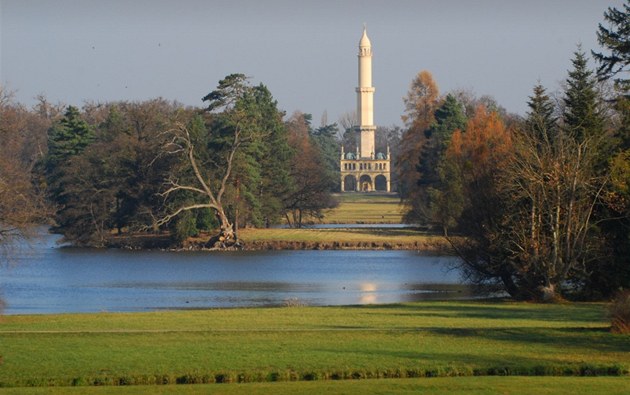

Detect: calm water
[1, 233, 468, 315]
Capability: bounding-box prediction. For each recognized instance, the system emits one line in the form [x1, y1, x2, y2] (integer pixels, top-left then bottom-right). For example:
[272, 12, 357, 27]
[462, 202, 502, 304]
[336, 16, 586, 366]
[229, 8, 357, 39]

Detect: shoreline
[104, 228, 451, 253]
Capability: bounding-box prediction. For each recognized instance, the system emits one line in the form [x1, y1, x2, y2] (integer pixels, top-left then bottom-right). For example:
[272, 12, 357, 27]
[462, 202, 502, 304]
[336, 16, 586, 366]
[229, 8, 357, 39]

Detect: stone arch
[375, 174, 387, 191]
[343, 175, 357, 192]
[359, 174, 373, 192]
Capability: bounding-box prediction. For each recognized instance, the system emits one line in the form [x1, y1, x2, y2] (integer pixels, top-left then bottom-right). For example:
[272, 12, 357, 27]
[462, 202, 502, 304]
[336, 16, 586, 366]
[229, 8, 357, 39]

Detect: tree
[159, 74, 270, 248]
[283, 112, 337, 227]
[442, 106, 516, 296]
[397, 70, 440, 203]
[526, 84, 557, 143]
[310, 122, 341, 192]
[414, 94, 468, 227]
[592, 1, 630, 96]
[339, 111, 358, 154]
[0, 88, 48, 259]
[45, 106, 96, 236]
[590, 2, 630, 295]
[448, 80, 610, 301]
[46, 106, 95, 171]
[241, 84, 292, 227]
[499, 85, 606, 300]
[563, 48, 605, 143]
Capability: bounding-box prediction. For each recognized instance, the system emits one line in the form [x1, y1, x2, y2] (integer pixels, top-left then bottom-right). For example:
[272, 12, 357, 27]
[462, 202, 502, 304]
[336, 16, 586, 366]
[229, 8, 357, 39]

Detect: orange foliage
[446, 105, 513, 177]
[397, 71, 441, 198]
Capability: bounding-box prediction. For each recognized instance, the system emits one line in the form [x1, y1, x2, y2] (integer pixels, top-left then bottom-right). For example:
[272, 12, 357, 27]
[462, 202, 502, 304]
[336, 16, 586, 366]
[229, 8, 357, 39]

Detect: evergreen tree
[310, 123, 341, 192]
[249, 84, 292, 226]
[592, 0, 630, 96]
[45, 106, 96, 224]
[419, 94, 467, 185]
[406, 94, 466, 224]
[525, 84, 557, 144]
[562, 49, 605, 142]
[590, 1, 630, 295]
[46, 106, 95, 171]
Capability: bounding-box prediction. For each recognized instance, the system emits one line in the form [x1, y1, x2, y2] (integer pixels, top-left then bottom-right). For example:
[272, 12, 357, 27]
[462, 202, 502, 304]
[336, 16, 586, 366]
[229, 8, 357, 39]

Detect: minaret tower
[356, 26, 376, 159]
[340, 26, 391, 193]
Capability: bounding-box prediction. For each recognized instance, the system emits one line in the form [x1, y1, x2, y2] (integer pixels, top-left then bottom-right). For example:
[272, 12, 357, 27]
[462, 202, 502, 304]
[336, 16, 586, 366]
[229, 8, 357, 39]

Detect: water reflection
[0, 233, 471, 314]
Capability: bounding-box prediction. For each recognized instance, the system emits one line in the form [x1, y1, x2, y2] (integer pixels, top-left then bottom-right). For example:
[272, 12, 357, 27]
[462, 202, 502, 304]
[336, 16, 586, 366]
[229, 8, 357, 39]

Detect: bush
[610, 290, 630, 334]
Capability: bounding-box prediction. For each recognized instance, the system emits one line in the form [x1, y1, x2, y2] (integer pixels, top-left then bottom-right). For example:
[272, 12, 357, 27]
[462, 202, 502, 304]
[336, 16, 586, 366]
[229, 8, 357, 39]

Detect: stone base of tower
[340, 157, 391, 193]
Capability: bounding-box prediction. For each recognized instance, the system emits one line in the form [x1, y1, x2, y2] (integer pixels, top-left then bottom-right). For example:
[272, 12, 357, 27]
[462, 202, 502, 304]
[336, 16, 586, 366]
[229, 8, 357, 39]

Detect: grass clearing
[238, 227, 446, 249]
[0, 301, 628, 390]
[321, 193, 404, 224]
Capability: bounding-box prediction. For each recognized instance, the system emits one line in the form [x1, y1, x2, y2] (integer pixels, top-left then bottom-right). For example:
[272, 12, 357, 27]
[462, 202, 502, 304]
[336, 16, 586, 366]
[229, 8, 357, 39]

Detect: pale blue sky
[0, 0, 622, 126]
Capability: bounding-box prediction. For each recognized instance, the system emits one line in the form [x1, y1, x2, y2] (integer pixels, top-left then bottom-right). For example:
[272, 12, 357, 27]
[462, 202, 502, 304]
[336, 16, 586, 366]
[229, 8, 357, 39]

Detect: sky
[0, 0, 623, 127]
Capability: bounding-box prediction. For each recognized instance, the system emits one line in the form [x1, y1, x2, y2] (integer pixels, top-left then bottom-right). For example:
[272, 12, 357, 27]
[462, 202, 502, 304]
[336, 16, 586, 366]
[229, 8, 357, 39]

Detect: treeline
[396, 2, 629, 300]
[1, 75, 368, 248]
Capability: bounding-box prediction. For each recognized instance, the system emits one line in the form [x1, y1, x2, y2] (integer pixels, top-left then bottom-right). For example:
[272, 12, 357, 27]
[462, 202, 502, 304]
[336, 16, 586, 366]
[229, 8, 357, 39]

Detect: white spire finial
[359, 25, 371, 47]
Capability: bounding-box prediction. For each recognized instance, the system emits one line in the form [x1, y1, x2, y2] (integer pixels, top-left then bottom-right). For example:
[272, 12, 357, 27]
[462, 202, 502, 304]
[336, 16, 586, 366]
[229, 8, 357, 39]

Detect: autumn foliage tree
[283, 112, 337, 227]
[396, 70, 440, 203]
[440, 106, 516, 295]
[0, 88, 49, 257]
[499, 83, 606, 300]
[447, 80, 610, 300]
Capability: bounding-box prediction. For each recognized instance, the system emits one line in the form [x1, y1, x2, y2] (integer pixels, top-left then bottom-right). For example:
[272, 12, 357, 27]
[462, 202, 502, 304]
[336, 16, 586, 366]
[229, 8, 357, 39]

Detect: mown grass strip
[321, 193, 404, 224]
[0, 302, 628, 389]
[238, 227, 449, 251]
[1, 377, 630, 394]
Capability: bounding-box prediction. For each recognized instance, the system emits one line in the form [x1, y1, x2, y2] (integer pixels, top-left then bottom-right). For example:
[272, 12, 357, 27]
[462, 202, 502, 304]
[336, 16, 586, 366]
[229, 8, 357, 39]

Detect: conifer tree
[592, 0, 630, 96]
[526, 84, 557, 144]
[563, 49, 604, 142]
[46, 106, 95, 171]
[45, 105, 95, 214]
[406, 94, 466, 224]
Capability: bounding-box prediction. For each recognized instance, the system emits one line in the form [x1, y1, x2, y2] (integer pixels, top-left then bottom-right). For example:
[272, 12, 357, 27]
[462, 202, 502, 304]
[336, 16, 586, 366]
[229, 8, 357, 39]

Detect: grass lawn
[238, 227, 446, 250]
[1, 377, 629, 394]
[0, 301, 628, 390]
[321, 193, 404, 224]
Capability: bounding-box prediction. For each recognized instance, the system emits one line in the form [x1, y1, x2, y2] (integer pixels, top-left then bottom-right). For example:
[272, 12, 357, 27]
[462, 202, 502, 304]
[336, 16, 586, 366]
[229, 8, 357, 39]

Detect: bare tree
[156, 75, 256, 248]
[499, 127, 607, 300]
[158, 117, 244, 248]
[0, 87, 48, 262]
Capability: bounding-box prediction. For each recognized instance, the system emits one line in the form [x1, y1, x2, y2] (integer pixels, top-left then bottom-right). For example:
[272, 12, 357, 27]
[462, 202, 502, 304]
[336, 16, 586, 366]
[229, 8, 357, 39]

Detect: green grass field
[238, 227, 447, 250]
[321, 193, 404, 224]
[0, 301, 627, 391]
[1, 377, 629, 394]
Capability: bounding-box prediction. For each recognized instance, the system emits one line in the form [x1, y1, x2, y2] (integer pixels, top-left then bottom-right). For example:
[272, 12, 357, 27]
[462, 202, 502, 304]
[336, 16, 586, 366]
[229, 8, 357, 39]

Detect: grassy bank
[1, 377, 629, 394]
[322, 193, 404, 224]
[0, 301, 628, 390]
[238, 227, 447, 251]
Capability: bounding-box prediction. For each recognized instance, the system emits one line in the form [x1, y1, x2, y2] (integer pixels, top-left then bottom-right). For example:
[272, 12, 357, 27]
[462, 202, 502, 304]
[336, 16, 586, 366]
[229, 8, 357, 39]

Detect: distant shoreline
[105, 227, 451, 253]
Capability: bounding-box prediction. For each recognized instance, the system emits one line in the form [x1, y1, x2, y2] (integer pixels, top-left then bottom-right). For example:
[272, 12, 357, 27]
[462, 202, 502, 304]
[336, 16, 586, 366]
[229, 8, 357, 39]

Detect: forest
[0, 2, 628, 302]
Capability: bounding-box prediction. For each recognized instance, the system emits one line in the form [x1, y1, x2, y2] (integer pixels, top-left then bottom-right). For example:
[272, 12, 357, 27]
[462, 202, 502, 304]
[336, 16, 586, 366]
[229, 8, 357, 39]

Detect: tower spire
[356, 26, 375, 159]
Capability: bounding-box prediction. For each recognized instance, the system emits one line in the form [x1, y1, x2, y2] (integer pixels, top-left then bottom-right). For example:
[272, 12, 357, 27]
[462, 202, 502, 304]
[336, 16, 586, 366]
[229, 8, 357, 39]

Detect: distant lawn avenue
[237, 227, 449, 251]
[0, 301, 628, 392]
[236, 194, 447, 251]
[107, 193, 445, 252]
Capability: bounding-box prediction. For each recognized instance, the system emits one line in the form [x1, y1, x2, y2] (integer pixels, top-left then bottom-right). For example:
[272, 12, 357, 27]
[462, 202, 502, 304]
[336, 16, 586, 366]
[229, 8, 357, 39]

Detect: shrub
[610, 290, 630, 334]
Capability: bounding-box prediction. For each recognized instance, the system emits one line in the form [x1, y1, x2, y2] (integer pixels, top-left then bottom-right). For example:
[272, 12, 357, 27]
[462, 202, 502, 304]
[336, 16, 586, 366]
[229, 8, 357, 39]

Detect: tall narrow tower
[356, 26, 376, 159]
[340, 27, 390, 193]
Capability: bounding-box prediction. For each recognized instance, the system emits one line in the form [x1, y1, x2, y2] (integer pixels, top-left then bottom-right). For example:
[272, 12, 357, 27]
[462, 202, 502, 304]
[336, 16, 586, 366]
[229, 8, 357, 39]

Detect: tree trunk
[205, 207, 240, 250]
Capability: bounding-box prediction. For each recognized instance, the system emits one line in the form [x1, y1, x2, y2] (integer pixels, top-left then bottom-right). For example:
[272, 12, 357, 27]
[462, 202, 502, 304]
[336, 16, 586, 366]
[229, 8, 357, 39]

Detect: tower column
[356, 27, 375, 159]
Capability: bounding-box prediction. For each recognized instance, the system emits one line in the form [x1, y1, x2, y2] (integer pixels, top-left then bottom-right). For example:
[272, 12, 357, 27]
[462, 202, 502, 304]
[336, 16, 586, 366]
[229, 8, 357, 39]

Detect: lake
[0, 233, 469, 315]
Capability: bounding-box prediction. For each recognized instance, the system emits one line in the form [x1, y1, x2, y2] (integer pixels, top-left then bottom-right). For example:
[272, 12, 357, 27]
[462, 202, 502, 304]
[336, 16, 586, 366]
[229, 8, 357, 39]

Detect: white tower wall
[356, 27, 376, 159]
[341, 27, 391, 193]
